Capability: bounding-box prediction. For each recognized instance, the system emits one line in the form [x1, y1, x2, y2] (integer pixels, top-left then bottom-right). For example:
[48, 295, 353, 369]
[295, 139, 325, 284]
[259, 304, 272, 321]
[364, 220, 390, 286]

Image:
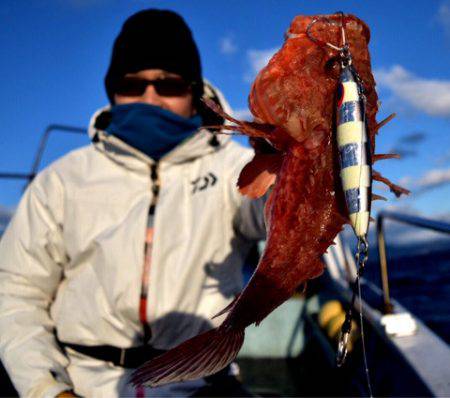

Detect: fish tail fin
[130, 326, 245, 387]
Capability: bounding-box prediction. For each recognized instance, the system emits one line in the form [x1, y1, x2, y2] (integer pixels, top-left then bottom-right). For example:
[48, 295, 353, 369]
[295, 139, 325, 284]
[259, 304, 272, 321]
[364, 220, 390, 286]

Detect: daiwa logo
[191, 172, 217, 194]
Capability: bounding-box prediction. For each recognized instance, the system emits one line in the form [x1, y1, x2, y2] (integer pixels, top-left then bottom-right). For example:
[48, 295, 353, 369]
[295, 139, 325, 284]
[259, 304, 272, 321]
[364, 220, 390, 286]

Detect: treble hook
[336, 313, 352, 367]
[306, 11, 351, 65]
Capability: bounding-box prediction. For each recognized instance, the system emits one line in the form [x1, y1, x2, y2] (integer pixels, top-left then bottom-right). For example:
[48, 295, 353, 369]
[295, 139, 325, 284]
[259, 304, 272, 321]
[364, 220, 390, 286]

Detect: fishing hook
[306, 12, 352, 66]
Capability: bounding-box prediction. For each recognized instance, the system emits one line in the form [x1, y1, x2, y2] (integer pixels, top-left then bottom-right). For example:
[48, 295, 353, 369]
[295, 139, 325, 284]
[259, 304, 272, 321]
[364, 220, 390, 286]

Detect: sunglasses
[115, 76, 193, 97]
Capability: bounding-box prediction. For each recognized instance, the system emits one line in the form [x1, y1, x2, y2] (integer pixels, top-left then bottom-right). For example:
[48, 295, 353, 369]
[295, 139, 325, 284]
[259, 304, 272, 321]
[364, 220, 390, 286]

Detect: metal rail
[0, 172, 34, 180]
[376, 211, 450, 314]
[0, 124, 87, 187]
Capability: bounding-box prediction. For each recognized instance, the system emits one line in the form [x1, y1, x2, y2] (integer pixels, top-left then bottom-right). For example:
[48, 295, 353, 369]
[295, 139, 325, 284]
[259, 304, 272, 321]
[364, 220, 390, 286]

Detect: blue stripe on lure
[336, 65, 372, 237]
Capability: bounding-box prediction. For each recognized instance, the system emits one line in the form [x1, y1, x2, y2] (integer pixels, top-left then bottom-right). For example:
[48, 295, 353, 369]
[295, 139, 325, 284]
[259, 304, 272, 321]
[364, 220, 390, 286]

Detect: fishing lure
[308, 13, 371, 239]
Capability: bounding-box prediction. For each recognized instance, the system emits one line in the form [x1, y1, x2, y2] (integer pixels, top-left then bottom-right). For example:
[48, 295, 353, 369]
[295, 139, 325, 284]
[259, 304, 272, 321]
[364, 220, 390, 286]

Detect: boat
[237, 212, 450, 397]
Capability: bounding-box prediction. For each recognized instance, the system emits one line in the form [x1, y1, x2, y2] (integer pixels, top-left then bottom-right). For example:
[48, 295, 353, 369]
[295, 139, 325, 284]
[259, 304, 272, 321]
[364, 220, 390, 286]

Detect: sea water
[364, 244, 450, 344]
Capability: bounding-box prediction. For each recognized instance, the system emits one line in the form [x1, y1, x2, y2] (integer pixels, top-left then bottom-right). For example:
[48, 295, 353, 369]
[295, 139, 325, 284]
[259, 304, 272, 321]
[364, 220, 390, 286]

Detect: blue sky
[1, 0, 450, 219]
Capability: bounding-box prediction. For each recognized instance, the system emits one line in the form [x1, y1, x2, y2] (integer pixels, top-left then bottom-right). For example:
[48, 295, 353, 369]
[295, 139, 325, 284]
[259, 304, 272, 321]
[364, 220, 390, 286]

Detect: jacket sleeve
[233, 194, 267, 242]
[0, 170, 73, 397]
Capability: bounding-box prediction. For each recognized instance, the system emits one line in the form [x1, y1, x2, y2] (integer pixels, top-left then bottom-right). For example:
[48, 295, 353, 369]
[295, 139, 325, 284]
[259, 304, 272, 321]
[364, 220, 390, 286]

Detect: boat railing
[0, 124, 86, 187]
[377, 210, 450, 314]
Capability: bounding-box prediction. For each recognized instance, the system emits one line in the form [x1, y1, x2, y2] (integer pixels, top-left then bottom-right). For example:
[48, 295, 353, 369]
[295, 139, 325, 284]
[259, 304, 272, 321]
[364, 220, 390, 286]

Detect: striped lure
[305, 13, 372, 237]
[336, 65, 371, 237]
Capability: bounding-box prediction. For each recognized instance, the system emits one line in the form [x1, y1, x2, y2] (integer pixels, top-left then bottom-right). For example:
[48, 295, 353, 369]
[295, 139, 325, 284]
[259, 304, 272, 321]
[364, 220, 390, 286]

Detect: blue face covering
[105, 103, 202, 161]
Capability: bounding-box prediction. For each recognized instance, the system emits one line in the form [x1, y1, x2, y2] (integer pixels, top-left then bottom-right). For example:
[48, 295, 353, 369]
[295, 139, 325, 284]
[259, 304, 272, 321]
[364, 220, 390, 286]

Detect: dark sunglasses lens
[154, 79, 191, 96]
[115, 79, 147, 96]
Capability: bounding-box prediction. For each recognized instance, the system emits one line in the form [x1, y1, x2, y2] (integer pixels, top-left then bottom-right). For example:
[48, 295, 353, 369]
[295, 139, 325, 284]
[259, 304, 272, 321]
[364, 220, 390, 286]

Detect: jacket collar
[87, 81, 232, 171]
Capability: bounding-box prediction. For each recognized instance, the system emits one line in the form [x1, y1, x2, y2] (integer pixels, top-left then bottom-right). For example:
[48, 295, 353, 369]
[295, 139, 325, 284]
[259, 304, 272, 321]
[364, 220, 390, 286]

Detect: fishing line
[339, 238, 373, 397]
[357, 267, 373, 397]
[357, 67, 374, 398]
[355, 81, 373, 397]
[354, 71, 374, 398]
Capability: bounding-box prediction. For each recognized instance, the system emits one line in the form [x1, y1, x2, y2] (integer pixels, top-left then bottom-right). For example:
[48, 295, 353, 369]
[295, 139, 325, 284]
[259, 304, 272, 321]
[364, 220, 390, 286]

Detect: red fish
[131, 13, 408, 387]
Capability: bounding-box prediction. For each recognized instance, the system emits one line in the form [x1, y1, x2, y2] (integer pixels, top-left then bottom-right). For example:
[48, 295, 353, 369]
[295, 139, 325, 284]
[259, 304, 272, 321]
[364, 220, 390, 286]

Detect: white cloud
[416, 168, 450, 190]
[399, 167, 450, 193]
[375, 65, 450, 117]
[398, 175, 414, 187]
[219, 36, 237, 55]
[245, 47, 278, 82]
[232, 108, 252, 121]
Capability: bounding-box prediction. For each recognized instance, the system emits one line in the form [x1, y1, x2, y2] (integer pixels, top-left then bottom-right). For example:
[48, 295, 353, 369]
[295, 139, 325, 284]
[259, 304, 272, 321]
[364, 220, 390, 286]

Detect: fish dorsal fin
[237, 153, 283, 198]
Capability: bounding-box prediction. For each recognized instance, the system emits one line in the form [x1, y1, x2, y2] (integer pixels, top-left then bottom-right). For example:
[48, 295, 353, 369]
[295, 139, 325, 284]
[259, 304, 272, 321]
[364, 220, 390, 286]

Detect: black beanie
[105, 9, 204, 104]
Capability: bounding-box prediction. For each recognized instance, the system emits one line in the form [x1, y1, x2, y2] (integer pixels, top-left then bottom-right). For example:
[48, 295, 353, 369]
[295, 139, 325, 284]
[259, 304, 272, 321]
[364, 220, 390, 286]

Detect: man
[0, 9, 265, 398]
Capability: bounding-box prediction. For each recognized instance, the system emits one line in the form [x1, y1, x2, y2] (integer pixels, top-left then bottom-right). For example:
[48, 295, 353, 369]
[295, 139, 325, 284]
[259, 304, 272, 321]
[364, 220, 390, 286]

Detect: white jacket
[0, 91, 265, 397]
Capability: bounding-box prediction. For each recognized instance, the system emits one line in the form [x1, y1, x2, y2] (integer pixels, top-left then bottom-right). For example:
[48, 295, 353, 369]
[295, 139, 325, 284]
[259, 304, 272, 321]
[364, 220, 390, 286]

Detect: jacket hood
[88, 79, 233, 170]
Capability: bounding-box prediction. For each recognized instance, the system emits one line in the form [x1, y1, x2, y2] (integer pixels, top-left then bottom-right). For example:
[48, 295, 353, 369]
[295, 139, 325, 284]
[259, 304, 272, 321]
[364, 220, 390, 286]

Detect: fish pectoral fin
[212, 294, 240, 320]
[203, 98, 275, 139]
[238, 153, 283, 199]
[373, 170, 410, 197]
[203, 98, 242, 125]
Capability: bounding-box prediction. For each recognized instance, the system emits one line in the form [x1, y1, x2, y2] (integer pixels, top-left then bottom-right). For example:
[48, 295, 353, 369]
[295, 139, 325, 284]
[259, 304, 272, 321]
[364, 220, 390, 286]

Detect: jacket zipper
[139, 162, 160, 344]
[149, 163, 160, 215]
